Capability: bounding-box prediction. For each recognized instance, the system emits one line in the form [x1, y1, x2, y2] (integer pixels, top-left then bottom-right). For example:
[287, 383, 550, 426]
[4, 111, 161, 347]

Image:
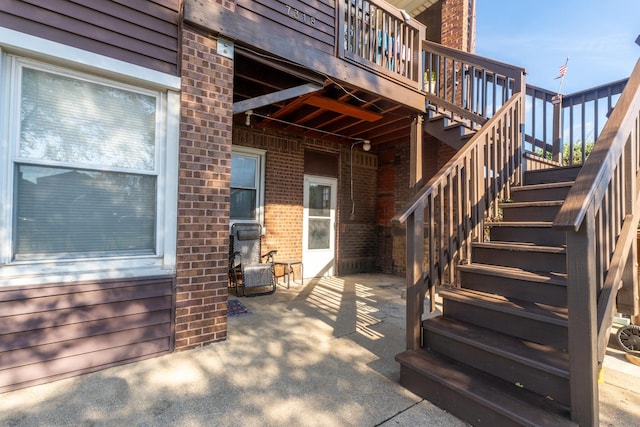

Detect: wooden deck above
[184, 0, 427, 113]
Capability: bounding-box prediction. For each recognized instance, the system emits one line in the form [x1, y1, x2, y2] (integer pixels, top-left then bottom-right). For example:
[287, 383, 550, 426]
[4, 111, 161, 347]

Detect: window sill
[0, 257, 175, 288]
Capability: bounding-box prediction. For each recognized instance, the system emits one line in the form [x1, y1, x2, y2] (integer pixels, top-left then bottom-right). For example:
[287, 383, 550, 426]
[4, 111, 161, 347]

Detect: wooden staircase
[396, 165, 583, 426]
[394, 44, 640, 426]
[423, 108, 479, 150]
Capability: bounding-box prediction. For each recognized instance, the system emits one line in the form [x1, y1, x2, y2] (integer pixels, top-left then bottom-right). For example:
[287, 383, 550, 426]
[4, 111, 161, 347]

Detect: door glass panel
[309, 184, 331, 217]
[308, 218, 330, 249]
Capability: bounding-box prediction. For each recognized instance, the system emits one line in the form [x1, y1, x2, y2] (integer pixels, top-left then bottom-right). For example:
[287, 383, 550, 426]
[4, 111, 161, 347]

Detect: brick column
[175, 28, 233, 351]
[441, 0, 475, 53]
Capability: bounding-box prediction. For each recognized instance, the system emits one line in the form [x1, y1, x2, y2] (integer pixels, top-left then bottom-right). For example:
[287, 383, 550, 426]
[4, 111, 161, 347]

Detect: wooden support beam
[410, 115, 424, 187]
[406, 202, 425, 351]
[233, 83, 323, 114]
[303, 95, 383, 122]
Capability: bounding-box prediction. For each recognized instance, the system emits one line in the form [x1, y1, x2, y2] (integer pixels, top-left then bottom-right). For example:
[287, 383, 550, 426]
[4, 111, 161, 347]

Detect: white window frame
[230, 145, 266, 227]
[0, 28, 180, 287]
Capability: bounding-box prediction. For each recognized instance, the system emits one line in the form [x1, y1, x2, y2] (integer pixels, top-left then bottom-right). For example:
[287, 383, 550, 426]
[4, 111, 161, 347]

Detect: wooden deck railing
[422, 40, 526, 128]
[392, 91, 524, 350]
[338, 0, 425, 88]
[553, 58, 640, 426]
[525, 79, 628, 165]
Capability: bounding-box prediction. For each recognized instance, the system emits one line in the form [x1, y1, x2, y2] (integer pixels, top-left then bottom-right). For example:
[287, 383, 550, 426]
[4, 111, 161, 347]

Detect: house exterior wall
[339, 146, 378, 274]
[232, 126, 378, 277]
[0, 0, 180, 75]
[0, 0, 182, 392]
[233, 127, 306, 261]
[0, 0, 474, 393]
[376, 135, 458, 276]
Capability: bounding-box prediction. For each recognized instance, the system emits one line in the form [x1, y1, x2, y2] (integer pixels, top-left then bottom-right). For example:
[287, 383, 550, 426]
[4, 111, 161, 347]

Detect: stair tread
[485, 221, 553, 227]
[444, 121, 465, 130]
[500, 200, 564, 208]
[428, 114, 447, 123]
[440, 287, 568, 325]
[458, 263, 567, 285]
[396, 349, 575, 426]
[473, 241, 565, 253]
[424, 316, 569, 377]
[512, 181, 574, 191]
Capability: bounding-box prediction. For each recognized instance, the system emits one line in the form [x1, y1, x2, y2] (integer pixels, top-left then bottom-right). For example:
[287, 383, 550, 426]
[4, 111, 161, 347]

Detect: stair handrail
[392, 90, 525, 351]
[552, 57, 640, 426]
[422, 40, 526, 128]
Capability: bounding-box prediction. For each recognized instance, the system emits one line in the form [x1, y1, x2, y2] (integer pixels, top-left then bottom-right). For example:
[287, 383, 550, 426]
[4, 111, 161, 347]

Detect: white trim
[162, 91, 180, 269]
[0, 50, 10, 267]
[230, 145, 266, 227]
[0, 259, 175, 287]
[0, 47, 180, 287]
[302, 175, 337, 278]
[0, 26, 181, 90]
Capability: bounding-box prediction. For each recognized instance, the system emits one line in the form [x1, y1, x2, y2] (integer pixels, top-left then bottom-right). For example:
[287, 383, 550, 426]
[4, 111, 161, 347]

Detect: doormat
[228, 299, 252, 317]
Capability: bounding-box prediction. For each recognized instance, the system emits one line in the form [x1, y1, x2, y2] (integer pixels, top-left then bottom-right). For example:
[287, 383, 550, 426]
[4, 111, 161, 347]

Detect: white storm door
[303, 175, 337, 278]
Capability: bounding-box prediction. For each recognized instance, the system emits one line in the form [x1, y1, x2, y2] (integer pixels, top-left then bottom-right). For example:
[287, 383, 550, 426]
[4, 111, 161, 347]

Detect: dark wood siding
[0, 276, 175, 393]
[0, 0, 180, 75]
[236, 0, 336, 55]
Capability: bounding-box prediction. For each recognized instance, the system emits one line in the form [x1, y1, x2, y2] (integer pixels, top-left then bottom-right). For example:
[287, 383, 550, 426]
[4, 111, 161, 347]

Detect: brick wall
[232, 126, 380, 277]
[233, 126, 306, 261]
[376, 135, 458, 275]
[232, 126, 379, 276]
[175, 28, 233, 351]
[375, 139, 410, 275]
[339, 146, 378, 274]
[441, 0, 474, 52]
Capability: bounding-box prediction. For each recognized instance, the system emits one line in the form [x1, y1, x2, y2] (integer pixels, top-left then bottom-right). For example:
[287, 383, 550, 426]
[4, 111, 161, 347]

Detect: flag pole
[552, 57, 568, 163]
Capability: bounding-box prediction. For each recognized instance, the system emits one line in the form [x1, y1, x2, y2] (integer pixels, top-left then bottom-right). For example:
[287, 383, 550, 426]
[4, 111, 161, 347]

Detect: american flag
[556, 63, 568, 79]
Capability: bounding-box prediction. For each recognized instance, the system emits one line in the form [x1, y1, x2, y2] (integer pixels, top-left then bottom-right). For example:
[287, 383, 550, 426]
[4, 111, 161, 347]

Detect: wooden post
[552, 94, 563, 163]
[566, 203, 599, 426]
[406, 203, 425, 351]
[410, 115, 424, 188]
[619, 137, 640, 317]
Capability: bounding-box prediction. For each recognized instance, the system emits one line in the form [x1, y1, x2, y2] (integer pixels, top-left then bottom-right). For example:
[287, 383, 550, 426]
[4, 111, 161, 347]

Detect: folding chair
[229, 223, 277, 296]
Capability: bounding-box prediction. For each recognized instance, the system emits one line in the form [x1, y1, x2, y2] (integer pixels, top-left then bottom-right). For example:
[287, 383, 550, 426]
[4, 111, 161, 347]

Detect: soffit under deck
[386, 0, 440, 17]
[233, 48, 420, 148]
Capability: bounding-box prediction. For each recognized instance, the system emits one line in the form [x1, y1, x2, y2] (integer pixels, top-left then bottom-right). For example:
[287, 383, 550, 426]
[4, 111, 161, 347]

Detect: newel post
[406, 202, 425, 351]
[551, 94, 563, 163]
[566, 203, 599, 426]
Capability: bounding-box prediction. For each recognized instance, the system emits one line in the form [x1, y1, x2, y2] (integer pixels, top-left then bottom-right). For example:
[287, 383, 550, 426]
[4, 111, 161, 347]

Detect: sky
[475, 0, 640, 94]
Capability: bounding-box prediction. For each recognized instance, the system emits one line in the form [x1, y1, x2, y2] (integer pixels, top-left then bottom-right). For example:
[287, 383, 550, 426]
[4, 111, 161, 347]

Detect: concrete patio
[1, 274, 639, 426]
